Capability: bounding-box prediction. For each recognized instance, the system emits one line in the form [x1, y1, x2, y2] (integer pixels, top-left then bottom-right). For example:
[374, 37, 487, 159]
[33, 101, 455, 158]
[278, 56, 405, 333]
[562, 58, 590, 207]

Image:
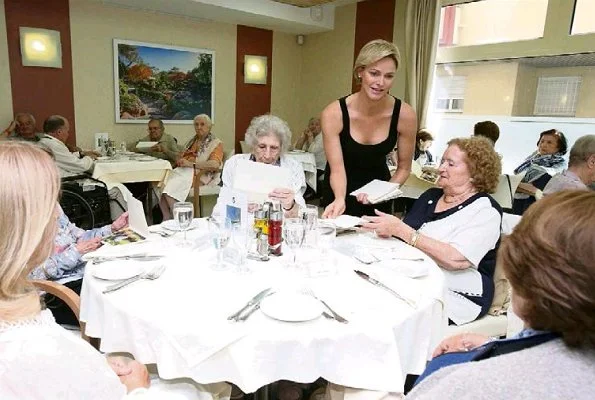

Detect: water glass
[283, 218, 306, 268]
[300, 205, 318, 247]
[173, 202, 194, 247]
[230, 222, 250, 273]
[209, 218, 231, 270]
[314, 222, 337, 276]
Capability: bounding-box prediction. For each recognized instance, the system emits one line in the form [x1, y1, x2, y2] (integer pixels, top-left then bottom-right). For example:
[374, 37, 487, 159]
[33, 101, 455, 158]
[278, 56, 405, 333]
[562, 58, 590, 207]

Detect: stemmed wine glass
[314, 222, 337, 276]
[300, 205, 318, 247]
[209, 217, 231, 270]
[283, 217, 306, 268]
[172, 202, 194, 247]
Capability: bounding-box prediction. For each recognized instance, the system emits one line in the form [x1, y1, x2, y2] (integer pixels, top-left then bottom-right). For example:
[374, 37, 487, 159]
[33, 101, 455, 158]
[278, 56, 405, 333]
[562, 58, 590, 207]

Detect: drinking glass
[315, 222, 337, 276]
[209, 218, 231, 270]
[231, 222, 250, 274]
[173, 202, 194, 247]
[300, 204, 318, 247]
[283, 218, 306, 268]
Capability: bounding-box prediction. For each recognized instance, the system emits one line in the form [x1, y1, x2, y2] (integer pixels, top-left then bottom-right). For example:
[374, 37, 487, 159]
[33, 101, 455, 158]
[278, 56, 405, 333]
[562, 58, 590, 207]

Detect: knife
[354, 270, 416, 308]
[228, 288, 273, 321]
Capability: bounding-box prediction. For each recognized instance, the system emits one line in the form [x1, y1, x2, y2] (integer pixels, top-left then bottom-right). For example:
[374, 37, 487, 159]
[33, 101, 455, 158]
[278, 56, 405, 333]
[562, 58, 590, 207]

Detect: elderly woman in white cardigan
[213, 114, 306, 218]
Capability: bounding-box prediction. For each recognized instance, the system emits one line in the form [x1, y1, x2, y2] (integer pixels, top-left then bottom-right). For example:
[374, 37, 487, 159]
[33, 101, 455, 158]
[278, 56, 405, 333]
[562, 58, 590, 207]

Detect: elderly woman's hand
[361, 209, 406, 238]
[111, 212, 129, 232]
[107, 356, 150, 393]
[269, 188, 295, 210]
[75, 237, 103, 254]
[176, 158, 193, 168]
[432, 333, 490, 358]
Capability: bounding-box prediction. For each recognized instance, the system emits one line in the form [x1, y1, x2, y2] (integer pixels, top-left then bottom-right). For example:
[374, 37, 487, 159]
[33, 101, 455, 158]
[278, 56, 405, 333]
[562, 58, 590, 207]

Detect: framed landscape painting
[114, 39, 214, 124]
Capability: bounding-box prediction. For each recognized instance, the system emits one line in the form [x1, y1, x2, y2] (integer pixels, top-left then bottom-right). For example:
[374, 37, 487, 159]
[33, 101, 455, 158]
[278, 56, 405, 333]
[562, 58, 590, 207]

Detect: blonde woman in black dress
[321, 39, 417, 218]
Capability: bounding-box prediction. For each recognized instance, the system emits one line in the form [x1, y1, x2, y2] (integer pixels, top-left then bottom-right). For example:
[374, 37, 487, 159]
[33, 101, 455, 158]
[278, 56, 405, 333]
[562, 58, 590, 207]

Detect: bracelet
[409, 230, 421, 247]
[283, 200, 296, 211]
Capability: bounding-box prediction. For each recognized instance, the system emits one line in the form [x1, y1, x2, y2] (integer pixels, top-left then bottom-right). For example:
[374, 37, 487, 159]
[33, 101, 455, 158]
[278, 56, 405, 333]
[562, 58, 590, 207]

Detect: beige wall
[69, 0, 236, 150]
[271, 31, 303, 138]
[392, 0, 407, 100]
[512, 63, 537, 116]
[0, 0, 13, 123]
[298, 3, 356, 136]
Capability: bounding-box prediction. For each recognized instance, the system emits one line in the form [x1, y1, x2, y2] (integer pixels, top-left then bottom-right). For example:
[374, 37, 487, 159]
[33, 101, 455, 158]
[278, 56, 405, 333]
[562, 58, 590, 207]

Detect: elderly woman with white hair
[214, 114, 306, 218]
[160, 114, 224, 219]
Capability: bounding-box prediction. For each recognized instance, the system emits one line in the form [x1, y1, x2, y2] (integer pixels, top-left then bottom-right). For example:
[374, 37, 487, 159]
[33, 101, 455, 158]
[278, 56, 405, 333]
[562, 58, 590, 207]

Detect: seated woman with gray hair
[160, 114, 224, 219]
[213, 114, 306, 218]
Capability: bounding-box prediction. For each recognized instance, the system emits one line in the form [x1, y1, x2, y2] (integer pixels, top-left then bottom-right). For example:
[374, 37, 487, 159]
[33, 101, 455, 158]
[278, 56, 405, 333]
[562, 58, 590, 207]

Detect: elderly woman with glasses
[213, 114, 306, 218]
[160, 114, 224, 219]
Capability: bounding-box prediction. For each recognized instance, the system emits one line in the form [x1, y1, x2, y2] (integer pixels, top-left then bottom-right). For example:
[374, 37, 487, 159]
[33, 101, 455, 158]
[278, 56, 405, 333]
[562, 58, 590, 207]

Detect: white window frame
[434, 75, 466, 113]
[533, 76, 581, 117]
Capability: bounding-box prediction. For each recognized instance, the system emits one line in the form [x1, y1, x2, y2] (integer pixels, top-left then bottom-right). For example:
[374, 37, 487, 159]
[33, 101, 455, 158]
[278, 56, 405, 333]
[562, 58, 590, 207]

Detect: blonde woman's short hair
[353, 39, 401, 83]
[0, 141, 60, 318]
[245, 114, 292, 153]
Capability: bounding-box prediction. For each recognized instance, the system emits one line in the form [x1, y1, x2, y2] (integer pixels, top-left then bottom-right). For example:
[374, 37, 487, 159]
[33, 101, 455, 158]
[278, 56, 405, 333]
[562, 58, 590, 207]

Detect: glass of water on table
[173, 201, 194, 247]
[209, 217, 231, 270]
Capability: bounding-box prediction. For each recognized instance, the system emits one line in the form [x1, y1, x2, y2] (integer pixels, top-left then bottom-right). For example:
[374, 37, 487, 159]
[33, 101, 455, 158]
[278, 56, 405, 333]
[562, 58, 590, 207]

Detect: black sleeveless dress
[322, 95, 401, 217]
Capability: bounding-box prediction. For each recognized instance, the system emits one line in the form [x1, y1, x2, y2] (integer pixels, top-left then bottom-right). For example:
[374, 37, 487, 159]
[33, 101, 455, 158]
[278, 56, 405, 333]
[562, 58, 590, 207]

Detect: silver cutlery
[91, 254, 163, 264]
[228, 288, 273, 321]
[153, 230, 176, 238]
[247, 252, 270, 262]
[103, 265, 166, 293]
[303, 289, 348, 323]
[354, 270, 416, 308]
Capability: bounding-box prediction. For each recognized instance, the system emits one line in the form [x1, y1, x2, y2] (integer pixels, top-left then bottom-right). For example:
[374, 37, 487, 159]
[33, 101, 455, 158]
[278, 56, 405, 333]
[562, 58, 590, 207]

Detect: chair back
[239, 141, 250, 154]
[492, 174, 524, 210]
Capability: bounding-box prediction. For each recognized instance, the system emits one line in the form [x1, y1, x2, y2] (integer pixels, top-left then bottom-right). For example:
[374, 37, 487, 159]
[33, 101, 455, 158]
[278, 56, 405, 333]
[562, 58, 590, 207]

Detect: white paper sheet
[350, 179, 402, 203]
[128, 197, 150, 238]
[135, 141, 159, 149]
[231, 159, 291, 203]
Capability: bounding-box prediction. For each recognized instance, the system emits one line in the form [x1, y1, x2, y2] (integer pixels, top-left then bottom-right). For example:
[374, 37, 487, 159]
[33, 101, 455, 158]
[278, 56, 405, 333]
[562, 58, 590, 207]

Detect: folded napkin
[327, 215, 364, 229]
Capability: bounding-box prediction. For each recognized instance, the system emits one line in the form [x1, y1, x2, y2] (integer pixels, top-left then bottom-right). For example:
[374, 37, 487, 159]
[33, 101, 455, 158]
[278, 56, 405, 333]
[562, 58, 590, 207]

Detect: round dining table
[80, 220, 447, 395]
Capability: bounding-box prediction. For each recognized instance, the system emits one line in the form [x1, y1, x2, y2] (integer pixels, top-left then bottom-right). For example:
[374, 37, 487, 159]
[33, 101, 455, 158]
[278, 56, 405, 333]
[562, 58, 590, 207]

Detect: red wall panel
[4, 0, 76, 144]
[235, 25, 273, 154]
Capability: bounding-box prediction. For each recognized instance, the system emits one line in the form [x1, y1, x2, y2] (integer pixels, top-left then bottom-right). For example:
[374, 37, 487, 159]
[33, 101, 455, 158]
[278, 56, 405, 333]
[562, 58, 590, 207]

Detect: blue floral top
[29, 206, 112, 283]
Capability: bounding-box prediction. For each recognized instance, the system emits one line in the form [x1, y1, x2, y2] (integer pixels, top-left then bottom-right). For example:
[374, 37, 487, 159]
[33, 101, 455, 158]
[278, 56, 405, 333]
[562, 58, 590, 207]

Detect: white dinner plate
[92, 262, 144, 280]
[160, 218, 202, 232]
[260, 292, 323, 322]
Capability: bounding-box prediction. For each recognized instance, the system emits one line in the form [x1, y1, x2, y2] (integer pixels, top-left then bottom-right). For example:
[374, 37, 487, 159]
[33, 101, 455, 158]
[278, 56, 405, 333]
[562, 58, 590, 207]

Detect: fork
[303, 289, 348, 323]
[153, 230, 176, 238]
[103, 265, 166, 293]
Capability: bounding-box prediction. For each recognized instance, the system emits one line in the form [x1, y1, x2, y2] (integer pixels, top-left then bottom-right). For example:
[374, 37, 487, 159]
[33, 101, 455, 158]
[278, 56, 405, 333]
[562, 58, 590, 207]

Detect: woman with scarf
[512, 129, 567, 215]
[159, 114, 223, 219]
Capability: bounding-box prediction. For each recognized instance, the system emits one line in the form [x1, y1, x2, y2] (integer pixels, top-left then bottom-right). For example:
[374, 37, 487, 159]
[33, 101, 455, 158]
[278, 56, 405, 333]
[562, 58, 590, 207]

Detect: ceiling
[271, 0, 335, 7]
[99, 0, 362, 34]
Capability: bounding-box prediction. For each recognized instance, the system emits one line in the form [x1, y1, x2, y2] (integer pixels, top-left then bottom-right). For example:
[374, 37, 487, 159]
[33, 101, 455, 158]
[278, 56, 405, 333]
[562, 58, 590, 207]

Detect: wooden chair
[31, 280, 93, 345]
[190, 149, 234, 217]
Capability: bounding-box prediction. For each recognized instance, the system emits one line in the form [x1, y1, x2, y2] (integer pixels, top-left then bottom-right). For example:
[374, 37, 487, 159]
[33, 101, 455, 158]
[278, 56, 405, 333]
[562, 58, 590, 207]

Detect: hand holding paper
[350, 179, 403, 204]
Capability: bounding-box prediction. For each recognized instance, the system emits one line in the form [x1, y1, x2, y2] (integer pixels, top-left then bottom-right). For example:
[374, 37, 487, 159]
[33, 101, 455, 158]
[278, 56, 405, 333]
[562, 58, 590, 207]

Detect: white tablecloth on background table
[80, 223, 446, 394]
[93, 155, 172, 188]
[287, 151, 318, 191]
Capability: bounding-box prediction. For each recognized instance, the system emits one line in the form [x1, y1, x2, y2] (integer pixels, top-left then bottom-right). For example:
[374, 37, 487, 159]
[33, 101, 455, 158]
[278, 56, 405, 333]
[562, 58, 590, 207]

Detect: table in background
[287, 151, 318, 191]
[80, 224, 446, 395]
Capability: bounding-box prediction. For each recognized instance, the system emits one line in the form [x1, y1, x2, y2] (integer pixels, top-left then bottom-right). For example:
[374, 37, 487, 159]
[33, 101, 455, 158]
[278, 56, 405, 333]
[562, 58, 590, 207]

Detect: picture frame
[113, 39, 215, 124]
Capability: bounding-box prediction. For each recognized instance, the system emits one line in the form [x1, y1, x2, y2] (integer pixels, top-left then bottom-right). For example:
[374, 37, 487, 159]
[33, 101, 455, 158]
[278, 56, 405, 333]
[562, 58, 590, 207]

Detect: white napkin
[328, 215, 364, 229]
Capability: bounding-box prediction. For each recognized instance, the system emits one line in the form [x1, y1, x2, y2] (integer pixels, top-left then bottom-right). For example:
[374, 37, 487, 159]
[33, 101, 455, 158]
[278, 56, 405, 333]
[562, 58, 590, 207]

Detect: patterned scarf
[184, 132, 214, 158]
[514, 152, 566, 175]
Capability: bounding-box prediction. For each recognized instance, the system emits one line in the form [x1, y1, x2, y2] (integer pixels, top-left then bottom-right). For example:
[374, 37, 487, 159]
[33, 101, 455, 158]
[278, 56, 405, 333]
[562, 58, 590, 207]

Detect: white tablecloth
[287, 151, 318, 191]
[80, 224, 446, 394]
[93, 155, 172, 188]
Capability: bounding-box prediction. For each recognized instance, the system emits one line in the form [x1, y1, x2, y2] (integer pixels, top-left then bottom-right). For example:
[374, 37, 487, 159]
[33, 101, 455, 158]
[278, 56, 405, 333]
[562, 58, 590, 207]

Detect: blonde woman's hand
[432, 333, 490, 358]
[322, 198, 345, 219]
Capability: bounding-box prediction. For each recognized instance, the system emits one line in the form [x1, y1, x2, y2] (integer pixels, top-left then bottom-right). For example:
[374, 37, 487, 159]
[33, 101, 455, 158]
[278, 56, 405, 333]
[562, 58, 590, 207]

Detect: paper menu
[350, 179, 402, 204]
[135, 141, 159, 149]
[231, 159, 291, 203]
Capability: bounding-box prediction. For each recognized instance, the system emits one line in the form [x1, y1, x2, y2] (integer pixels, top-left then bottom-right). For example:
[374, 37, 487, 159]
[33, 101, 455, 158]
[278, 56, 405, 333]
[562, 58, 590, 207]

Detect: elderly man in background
[39, 115, 129, 218]
[39, 115, 96, 177]
[1, 112, 44, 141]
[134, 118, 181, 165]
[544, 134, 595, 195]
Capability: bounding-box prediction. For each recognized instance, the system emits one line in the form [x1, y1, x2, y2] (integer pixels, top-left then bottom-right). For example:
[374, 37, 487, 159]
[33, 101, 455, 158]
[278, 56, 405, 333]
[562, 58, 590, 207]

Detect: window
[439, 0, 549, 47]
[533, 76, 581, 116]
[571, 0, 595, 35]
[434, 76, 466, 112]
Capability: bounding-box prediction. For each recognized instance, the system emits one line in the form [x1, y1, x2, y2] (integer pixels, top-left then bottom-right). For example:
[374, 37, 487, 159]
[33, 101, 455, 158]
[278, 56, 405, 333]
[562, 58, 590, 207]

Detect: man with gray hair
[1, 113, 44, 141]
[543, 134, 595, 195]
[133, 118, 181, 165]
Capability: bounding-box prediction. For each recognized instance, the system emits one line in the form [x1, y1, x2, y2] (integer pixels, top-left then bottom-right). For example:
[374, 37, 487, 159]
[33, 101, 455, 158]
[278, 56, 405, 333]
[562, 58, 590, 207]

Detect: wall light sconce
[244, 55, 267, 85]
[19, 27, 62, 68]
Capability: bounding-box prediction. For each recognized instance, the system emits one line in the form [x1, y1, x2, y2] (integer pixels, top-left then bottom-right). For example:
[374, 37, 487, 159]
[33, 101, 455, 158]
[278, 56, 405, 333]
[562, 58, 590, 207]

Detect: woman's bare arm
[390, 102, 417, 185]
